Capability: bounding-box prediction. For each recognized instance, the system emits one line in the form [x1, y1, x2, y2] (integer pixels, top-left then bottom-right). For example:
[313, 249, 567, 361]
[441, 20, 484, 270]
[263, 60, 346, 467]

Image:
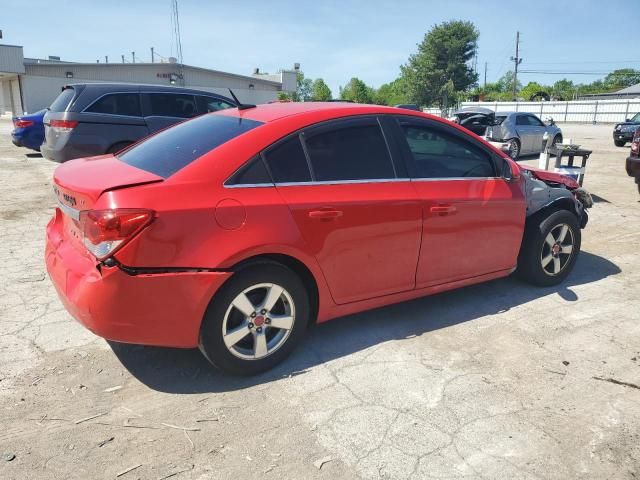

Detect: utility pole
[131, 51, 135, 63]
[121, 54, 125, 64]
[105, 55, 108, 64]
[151, 47, 155, 63]
[484, 62, 487, 90]
[510, 31, 522, 101]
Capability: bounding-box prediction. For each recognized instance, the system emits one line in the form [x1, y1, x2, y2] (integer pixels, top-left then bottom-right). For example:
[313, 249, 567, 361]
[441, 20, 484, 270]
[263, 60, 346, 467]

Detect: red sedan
[46, 102, 591, 375]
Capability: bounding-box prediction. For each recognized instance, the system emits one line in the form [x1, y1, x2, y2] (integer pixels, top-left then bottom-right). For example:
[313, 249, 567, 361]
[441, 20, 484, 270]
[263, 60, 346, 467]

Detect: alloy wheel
[540, 223, 574, 276]
[508, 139, 520, 159]
[221, 283, 296, 360]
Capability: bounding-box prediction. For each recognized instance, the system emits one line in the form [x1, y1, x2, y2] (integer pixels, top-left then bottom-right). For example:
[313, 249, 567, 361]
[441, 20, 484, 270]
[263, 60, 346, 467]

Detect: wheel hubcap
[540, 223, 574, 276]
[222, 283, 295, 360]
[509, 140, 519, 159]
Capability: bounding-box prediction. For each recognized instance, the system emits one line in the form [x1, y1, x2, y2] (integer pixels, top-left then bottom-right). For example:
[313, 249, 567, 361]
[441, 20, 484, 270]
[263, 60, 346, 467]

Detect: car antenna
[228, 89, 256, 111]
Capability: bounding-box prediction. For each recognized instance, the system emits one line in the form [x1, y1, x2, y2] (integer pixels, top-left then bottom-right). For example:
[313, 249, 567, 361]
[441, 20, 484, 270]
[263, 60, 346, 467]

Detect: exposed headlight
[615, 125, 622, 131]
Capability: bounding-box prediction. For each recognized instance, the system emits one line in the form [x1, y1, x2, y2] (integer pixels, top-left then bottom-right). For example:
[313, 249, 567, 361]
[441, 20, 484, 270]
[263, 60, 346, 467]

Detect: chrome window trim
[274, 178, 411, 187]
[57, 199, 81, 221]
[410, 176, 502, 182]
[224, 182, 275, 189]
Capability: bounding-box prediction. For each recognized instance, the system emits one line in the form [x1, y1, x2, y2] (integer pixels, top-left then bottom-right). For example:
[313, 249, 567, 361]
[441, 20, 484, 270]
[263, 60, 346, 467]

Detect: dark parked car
[41, 83, 237, 162]
[11, 109, 46, 151]
[626, 127, 640, 193]
[613, 112, 640, 147]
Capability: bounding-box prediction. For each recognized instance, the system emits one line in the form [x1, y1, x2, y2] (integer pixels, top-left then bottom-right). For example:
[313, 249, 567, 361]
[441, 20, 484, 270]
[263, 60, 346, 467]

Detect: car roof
[64, 82, 235, 98]
[216, 101, 414, 123]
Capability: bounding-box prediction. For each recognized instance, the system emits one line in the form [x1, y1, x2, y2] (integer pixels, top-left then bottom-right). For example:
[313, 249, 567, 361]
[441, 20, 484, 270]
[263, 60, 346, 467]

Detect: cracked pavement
[0, 120, 639, 479]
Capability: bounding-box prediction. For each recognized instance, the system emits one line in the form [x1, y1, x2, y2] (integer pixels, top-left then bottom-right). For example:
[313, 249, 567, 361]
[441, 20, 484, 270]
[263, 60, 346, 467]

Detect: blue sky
[3, 0, 638, 94]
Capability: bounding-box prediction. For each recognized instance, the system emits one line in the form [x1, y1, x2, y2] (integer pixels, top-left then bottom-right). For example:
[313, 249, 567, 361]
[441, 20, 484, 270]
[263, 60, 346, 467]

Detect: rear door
[524, 114, 547, 153]
[514, 114, 534, 153]
[142, 93, 199, 132]
[267, 117, 422, 305]
[392, 116, 525, 288]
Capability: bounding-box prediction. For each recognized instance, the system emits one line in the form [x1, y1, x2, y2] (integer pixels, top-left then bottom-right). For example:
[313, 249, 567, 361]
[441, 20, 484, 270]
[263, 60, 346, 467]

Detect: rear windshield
[118, 113, 262, 178]
[49, 87, 76, 112]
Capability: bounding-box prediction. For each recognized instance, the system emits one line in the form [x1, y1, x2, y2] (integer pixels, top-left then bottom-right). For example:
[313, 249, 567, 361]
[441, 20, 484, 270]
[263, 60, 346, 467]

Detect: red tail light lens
[14, 119, 34, 128]
[49, 119, 79, 132]
[79, 209, 154, 260]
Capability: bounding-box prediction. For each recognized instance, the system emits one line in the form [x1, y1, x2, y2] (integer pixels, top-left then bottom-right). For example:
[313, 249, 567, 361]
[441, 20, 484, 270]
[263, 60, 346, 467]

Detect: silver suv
[41, 83, 236, 162]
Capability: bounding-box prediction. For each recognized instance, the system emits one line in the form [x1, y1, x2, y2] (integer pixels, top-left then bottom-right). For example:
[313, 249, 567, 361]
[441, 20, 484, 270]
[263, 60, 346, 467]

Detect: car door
[141, 93, 198, 133]
[524, 114, 547, 154]
[514, 114, 534, 153]
[392, 116, 526, 288]
[266, 117, 422, 305]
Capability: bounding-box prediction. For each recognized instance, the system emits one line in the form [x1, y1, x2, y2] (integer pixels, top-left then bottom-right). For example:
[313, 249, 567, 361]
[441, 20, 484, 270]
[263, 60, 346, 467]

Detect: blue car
[11, 109, 46, 151]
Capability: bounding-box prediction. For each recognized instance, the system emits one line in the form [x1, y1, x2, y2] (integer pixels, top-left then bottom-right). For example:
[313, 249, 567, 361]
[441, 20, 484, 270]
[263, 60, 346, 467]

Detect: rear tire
[516, 210, 581, 286]
[614, 139, 626, 147]
[199, 262, 310, 375]
[552, 134, 562, 146]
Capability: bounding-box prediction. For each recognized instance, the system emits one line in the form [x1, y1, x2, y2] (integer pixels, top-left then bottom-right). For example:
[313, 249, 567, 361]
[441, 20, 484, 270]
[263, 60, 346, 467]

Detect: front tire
[516, 210, 581, 286]
[507, 138, 521, 160]
[552, 134, 562, 146]
[614, 139, 626, 147]
[199, 262, 310, 375]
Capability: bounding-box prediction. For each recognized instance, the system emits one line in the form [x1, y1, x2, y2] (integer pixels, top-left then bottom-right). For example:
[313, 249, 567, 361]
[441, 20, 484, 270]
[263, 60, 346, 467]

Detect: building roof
[615, 83, 640, 95]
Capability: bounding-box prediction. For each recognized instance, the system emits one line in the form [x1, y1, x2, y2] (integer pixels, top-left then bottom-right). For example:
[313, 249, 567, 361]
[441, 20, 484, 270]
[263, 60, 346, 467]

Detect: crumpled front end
[520, 166, 591, 228]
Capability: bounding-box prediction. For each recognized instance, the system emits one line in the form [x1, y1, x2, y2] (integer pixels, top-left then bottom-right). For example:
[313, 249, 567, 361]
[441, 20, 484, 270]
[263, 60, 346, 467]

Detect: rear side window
[147, 93, 198, 118]
[263, 136, 312, 183]
[196, 96, 236, 114]
[227, 156, 272, 185]
[49, 88, 76, 112]
[304, 124, 394, 181]
[85, 93, 141, 117]
[118, 114, 263, 178]
[400, 124, 495, 178]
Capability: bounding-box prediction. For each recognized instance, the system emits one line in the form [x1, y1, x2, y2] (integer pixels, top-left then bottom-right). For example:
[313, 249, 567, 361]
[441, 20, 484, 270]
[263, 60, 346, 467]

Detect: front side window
[147, 93, 198, 118]
[119, 114, 263, 178]
[304, 123, 394, 181]
[85, 93, 141, 117]
[526, 115, 545, 127]
[399, 123, 495, 178]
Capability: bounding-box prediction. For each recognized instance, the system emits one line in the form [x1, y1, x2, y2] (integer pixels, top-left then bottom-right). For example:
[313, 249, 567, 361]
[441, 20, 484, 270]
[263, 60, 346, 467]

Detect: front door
[265, 117, 422, 305]
[393, 117, 526, 288]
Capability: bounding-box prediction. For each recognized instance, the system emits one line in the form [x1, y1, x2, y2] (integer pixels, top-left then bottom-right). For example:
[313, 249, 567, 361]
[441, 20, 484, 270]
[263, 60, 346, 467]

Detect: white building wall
[19, 62, 286, 113]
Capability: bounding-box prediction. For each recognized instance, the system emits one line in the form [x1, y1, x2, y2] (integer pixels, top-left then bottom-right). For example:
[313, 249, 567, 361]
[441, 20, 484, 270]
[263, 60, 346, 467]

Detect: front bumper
[613, 131, 635, 142]
[626, 155, 640, 179]
[45, 210, 232, 348]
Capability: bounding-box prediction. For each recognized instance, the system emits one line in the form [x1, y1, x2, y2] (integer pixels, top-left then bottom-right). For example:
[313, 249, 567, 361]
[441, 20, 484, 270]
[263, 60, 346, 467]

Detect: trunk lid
[53, 155, 162, 253]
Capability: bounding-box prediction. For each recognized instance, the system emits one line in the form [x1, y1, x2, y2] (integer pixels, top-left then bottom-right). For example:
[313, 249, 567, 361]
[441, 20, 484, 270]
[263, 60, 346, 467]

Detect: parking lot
[0, 119, 639, 479]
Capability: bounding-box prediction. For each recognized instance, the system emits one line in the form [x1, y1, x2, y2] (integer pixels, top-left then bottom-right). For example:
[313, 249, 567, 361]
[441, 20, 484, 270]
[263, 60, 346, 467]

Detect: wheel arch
[228, 253, 320, 326]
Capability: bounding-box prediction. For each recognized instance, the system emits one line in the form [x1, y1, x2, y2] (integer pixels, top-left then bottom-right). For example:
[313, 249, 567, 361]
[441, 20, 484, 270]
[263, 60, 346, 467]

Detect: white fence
[424, 98, 640, 123]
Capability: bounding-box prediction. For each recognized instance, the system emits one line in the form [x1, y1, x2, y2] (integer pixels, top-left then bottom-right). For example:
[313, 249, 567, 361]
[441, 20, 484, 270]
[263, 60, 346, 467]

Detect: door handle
[308, 209, 343, 220]
[430, 205, 457, 216]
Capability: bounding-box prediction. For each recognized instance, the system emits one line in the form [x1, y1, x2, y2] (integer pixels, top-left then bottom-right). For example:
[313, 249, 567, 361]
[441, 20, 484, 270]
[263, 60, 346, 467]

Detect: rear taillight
[79, 209, 154, 260]
[13, 119, 34, 128]
[49, 119, 79, 132]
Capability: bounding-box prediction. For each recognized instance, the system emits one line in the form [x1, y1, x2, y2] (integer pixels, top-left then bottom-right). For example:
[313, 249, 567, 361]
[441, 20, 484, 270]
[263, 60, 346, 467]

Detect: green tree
[340, 77, 375, 103]
[603, 69, 640, 90]
[374, 78, 408, 106]
[401, 20, 479, 109]
[311, 78, 332, 101]
[520, 81, 548, 101]
[550, 79, 575, 100]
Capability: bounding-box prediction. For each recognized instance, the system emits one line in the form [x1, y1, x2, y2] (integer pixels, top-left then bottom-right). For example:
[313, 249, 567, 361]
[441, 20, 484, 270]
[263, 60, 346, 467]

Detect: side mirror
[502, 158, 521, 182]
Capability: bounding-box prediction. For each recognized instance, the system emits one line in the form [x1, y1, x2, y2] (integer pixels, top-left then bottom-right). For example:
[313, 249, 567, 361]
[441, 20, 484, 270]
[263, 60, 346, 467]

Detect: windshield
[630, 112, 640, 123]
[118, 113, 263, 178]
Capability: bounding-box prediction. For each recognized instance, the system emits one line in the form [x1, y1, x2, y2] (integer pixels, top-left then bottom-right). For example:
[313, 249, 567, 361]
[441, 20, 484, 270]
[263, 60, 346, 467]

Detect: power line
[520, 70, 640, 75]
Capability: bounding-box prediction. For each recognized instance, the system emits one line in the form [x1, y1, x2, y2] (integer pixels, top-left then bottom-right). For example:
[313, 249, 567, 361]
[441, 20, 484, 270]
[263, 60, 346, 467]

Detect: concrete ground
[0, 120, 638, 480]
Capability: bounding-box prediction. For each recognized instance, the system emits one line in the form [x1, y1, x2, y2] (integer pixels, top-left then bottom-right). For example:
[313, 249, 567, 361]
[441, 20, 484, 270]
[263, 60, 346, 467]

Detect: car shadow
[110, 251, 620, 394]
[25, 152, 43, 158]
